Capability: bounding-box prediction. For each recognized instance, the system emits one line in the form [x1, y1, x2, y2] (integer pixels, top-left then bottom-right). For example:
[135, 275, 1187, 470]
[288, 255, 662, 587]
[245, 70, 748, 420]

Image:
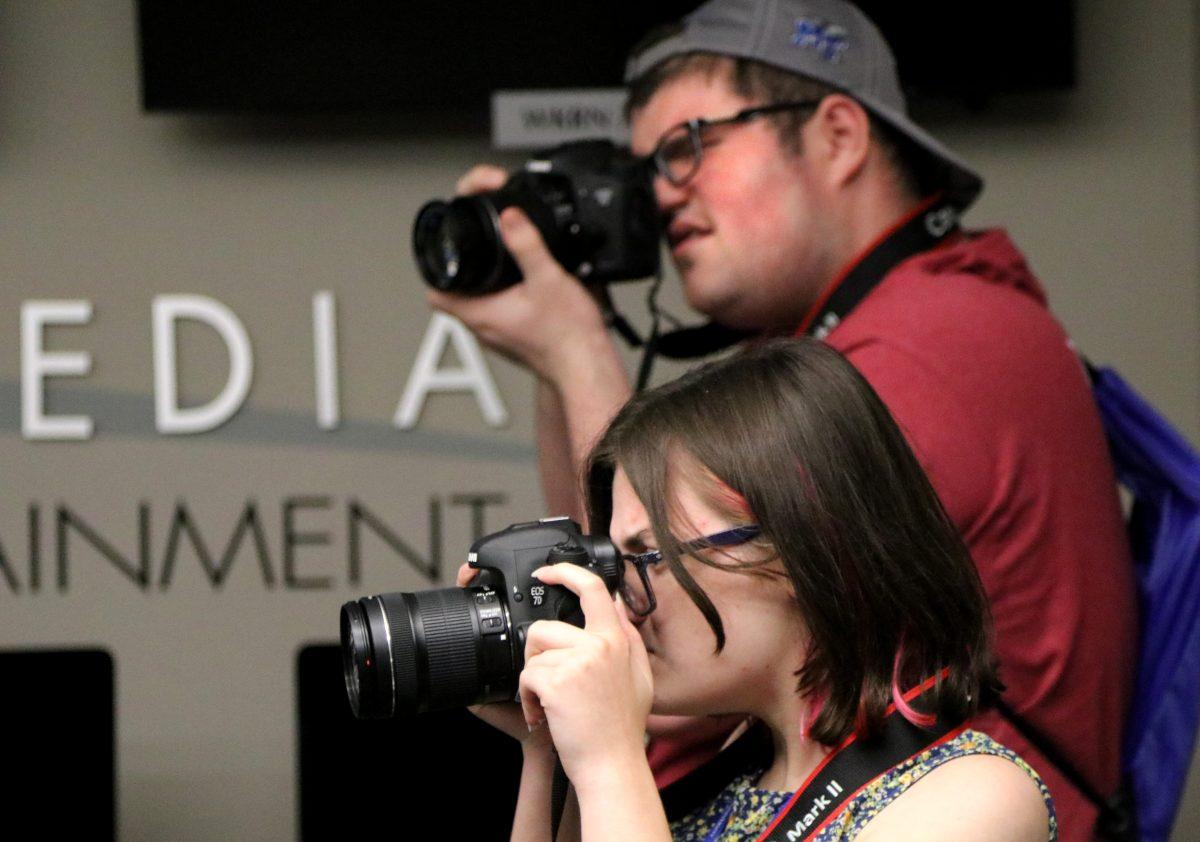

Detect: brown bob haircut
[585, 339, 1000, 745]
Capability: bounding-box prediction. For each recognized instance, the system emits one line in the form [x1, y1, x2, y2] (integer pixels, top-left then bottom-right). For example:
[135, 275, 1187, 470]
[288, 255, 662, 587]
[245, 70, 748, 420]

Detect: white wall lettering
[21, 299, 94, 440]
[394, 313, 507, 429]
[153, 294, 253, 434]
[312, 291, 339, 430]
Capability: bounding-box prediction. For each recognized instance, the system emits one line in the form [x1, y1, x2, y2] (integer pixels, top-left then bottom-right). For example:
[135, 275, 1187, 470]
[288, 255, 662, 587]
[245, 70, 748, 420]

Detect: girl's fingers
[532, 563, 622, 637]
[517, 566, 648, 740]
[455, 562, 477, 588]
[524, 619, 590, 660]
[518, 663, 547, 729]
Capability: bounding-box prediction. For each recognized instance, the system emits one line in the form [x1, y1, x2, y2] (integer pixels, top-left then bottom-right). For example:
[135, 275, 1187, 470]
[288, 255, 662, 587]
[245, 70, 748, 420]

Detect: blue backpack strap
[1087, 361, 1200, 842]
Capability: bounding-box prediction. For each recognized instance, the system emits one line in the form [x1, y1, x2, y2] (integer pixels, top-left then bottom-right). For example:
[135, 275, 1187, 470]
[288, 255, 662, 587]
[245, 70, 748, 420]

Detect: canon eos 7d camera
[340, 517, 621, 719]
[413, 139, 660, 295]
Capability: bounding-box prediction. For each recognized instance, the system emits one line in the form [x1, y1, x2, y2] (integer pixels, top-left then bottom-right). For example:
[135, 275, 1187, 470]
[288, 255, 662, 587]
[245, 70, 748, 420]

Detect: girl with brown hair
[468, 339, 1055, 840]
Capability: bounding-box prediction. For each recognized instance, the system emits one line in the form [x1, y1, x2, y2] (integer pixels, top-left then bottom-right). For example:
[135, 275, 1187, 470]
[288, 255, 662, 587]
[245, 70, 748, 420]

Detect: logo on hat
[792, 18, 849, 63]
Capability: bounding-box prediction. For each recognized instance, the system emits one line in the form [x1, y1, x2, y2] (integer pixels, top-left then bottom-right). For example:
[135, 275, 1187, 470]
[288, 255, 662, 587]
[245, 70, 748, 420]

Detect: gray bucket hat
[625, 0, 982, 209]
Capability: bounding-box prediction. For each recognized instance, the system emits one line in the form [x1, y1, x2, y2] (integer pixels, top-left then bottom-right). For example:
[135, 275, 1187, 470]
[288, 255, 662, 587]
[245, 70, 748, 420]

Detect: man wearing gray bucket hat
[430, 2, 1134, 838]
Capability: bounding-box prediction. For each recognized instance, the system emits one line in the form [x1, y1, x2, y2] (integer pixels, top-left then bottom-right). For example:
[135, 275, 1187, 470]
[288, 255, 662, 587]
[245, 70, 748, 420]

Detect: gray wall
[0, 1, 1196, 839]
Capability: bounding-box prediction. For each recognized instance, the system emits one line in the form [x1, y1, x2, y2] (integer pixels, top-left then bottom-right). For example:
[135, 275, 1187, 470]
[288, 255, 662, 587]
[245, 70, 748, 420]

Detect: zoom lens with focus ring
[340, 588, 517, 719]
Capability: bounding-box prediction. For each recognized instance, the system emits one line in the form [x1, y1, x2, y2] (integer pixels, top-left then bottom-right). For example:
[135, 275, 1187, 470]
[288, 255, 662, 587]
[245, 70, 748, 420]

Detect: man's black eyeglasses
[647, 99, 823, 187]
[619, 525, 761, 617]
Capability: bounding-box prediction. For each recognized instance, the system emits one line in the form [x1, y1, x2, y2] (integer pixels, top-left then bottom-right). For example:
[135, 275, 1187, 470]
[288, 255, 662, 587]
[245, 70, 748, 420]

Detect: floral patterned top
[669, 729, 1057, 841]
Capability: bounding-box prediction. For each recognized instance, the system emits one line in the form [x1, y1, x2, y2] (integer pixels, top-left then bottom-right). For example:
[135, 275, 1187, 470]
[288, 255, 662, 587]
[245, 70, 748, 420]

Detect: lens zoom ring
[420, 591, 480, 709]
[384, 596, 419, 713]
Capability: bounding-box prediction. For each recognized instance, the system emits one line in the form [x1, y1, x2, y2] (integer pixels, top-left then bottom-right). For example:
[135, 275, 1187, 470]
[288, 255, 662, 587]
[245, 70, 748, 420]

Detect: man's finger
[426, 289, 507, 331]
[426, 288, 482, 320]
[498, 208, 569, 286]
[456, 164, 508, 196]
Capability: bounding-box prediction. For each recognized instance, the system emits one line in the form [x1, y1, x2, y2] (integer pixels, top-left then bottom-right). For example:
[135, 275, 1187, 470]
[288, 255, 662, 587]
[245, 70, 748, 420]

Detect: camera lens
[413, 198, 513, 295]
[340, 588, 516, 719]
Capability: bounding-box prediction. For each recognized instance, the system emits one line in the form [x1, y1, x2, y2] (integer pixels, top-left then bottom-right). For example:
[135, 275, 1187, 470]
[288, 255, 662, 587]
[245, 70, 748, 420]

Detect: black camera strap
[636, 193, 961, 382]
[656, 674, 963, 840]
[755, 677, 963, 841]
[763, 695, 960, 839]
[595, 285, 646, 350]
[790, 192, 960, 341]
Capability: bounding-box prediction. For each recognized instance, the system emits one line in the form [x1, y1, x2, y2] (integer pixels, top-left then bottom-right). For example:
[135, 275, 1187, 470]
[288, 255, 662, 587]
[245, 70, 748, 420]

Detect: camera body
[466, 515, 621, 638]
[340, 517, 621, 718]
[413, 140, 661, 295]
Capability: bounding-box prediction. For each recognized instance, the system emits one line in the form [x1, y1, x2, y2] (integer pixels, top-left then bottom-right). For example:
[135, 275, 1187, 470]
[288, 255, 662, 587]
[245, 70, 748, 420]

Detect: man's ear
[805, 94, 871, 189]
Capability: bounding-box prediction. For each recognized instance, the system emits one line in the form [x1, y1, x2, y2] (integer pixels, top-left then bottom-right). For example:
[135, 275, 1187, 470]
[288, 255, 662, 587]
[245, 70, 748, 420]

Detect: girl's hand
[454, 562, 552, 757]
[517, 562, 653, 789]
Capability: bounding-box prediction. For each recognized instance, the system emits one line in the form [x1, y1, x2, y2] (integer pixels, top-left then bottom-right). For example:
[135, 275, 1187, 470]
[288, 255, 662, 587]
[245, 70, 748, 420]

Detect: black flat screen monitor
[1, 649, 116, 840]
[138, 1, 1074, 115]
[296, 643, 522, 841]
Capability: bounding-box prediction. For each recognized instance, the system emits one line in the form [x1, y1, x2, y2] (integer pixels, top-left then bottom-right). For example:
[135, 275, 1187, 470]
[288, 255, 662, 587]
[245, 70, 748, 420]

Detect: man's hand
[426, 165, 611, 386]
[428, 165, 634, 519]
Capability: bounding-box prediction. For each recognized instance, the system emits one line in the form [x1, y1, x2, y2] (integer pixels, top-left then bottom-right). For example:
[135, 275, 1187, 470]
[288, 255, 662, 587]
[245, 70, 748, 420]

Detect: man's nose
[652, 171, 689, 214]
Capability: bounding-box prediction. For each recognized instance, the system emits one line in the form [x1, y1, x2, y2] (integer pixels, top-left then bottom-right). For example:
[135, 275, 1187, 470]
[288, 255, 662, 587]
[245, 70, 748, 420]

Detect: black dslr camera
[340, 517, 621, 719]
[412, 139, 661, 295]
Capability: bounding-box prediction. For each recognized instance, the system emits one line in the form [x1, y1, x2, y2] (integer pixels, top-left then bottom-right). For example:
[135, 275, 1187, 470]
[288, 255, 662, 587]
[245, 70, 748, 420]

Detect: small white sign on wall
[491, 89, 629, 149]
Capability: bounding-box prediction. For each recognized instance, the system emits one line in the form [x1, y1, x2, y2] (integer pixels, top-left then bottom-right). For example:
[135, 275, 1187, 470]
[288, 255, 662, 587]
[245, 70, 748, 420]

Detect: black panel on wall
[1, 649, 116, 840]
[297, 644, 522, 841]
[137, 0, 699, 114]
[855, 1, 1076, 102]
[137, 1, 1074, 115]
